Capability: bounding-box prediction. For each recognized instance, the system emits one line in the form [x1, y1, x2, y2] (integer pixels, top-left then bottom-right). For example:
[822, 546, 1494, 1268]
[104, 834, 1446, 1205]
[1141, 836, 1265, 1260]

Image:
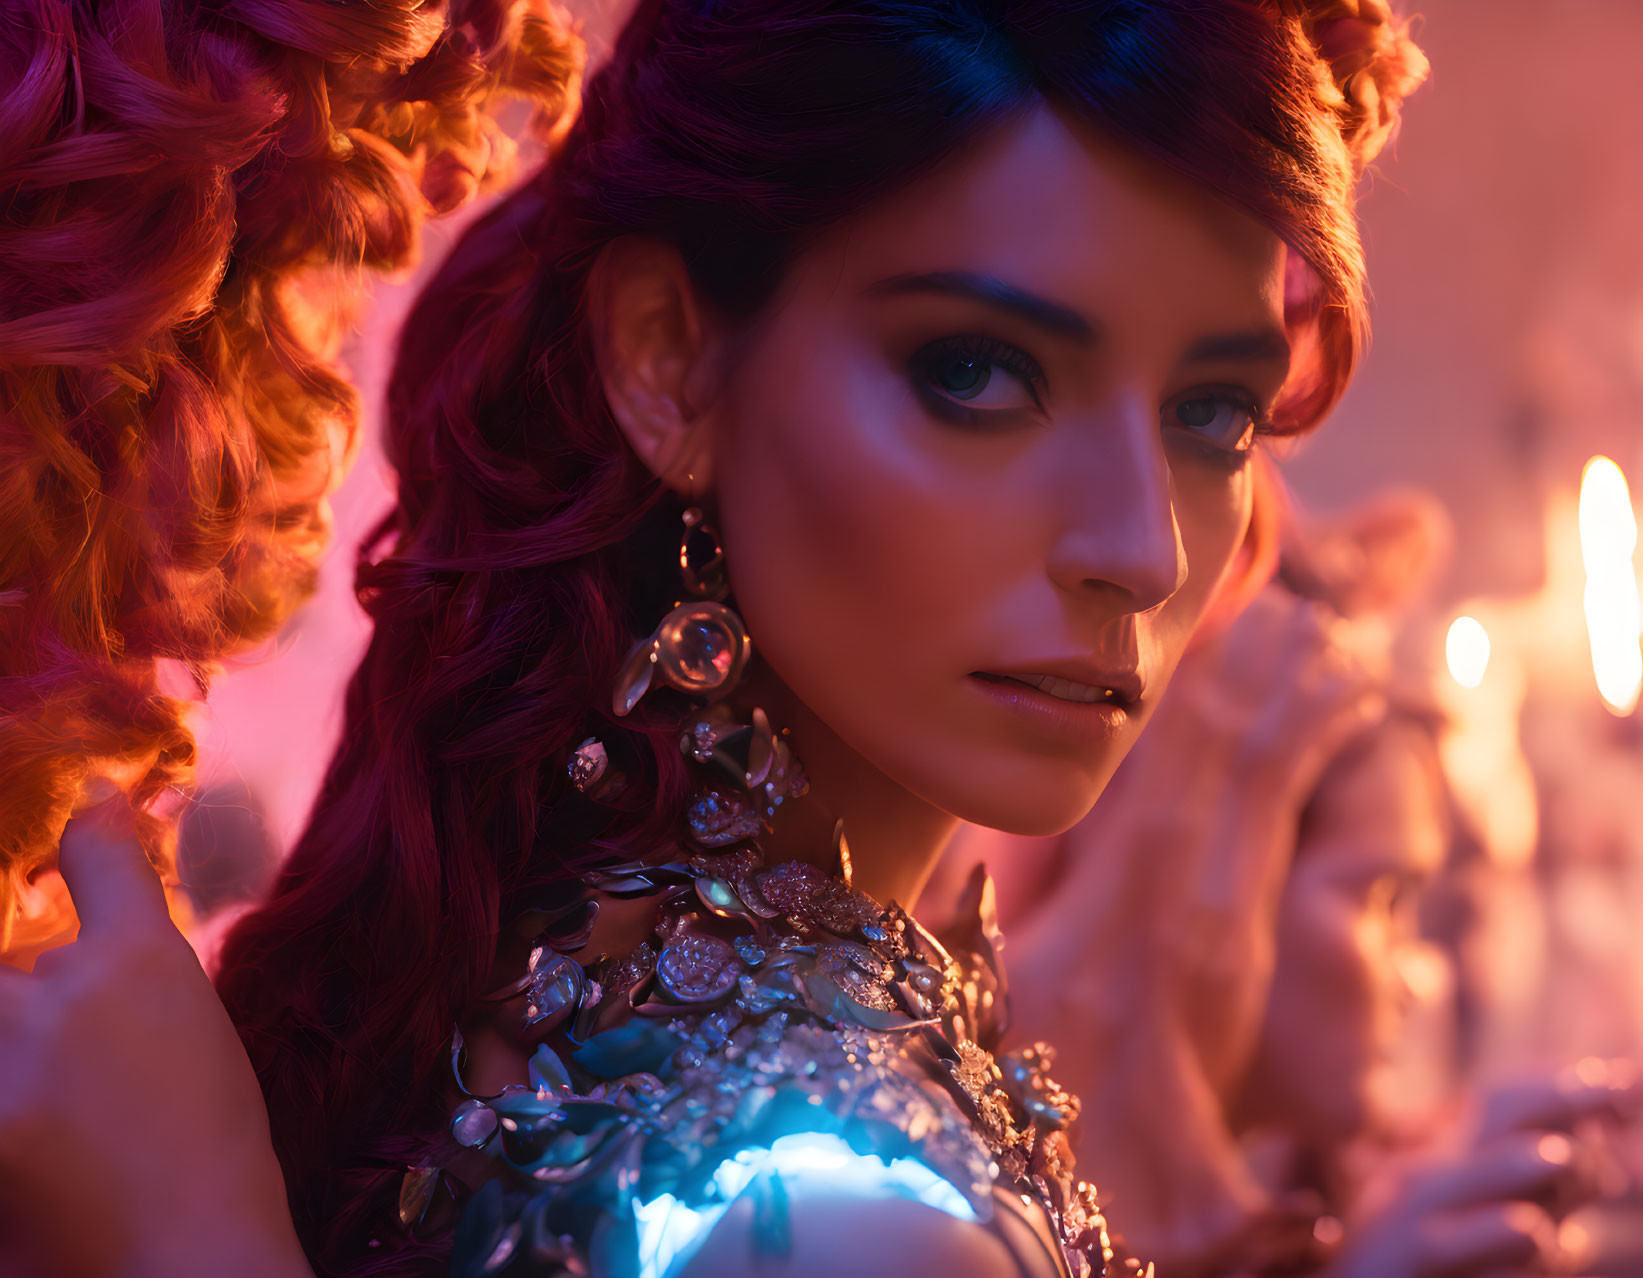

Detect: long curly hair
[0, 0, 581, 956]
[185, 1, 1422, 1273]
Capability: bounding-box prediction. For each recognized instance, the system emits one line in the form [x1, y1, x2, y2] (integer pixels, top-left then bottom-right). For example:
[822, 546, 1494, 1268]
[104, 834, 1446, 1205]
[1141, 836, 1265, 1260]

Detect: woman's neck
[734, 670, 959, 909]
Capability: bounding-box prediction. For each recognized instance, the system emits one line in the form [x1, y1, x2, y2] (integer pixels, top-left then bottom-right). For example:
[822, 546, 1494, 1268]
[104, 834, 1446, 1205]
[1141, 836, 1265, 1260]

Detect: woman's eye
[931, 353, 994, 401]
[910, 337, 1044, 418]
[1162, 390, 1262, 453]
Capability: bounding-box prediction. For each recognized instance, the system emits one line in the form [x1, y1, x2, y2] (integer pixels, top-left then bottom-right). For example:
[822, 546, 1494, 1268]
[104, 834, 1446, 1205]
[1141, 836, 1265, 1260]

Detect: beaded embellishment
[422, 848, 1149, 1278]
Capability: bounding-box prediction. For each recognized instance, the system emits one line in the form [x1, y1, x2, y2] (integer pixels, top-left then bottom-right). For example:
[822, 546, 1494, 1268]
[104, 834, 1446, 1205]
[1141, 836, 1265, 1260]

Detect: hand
[1140, 590, 1386, 1088]
[1329, 1066, 1638, 1277]
[1327, 1135, 1575, 1277]
[0, 793, 311, 1278]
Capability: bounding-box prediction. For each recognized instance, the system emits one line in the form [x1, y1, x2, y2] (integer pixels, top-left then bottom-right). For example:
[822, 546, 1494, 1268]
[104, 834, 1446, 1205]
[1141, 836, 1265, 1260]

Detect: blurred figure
[933, 493, 1638, 1275]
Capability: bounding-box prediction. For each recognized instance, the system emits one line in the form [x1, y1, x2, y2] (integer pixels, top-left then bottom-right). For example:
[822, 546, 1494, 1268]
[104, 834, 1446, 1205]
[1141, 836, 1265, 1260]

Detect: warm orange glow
[1579, 456, 1642, 716]
[1445, 616, 1491, 688]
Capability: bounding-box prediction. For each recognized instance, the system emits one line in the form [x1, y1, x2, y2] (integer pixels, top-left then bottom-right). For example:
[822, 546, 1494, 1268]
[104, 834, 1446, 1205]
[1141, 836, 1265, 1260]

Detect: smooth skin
[2, 103, 1293, 1277]
[599, 104, 1288, 907]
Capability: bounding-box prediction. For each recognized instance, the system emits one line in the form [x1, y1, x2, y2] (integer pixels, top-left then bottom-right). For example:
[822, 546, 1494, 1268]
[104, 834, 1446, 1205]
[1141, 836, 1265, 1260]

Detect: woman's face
[1239, 722, 1449, 1148]
[709, 105, 1290, 835]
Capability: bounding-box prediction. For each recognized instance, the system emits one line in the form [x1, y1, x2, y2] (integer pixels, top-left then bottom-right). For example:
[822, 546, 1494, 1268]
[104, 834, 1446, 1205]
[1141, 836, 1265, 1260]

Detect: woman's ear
[589, 236, 719, 492]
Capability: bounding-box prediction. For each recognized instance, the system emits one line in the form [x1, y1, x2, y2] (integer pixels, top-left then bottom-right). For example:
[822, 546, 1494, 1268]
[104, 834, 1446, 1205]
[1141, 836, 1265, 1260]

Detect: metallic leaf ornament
[524, 950, 585, 1033]
[396, 1166, 440, 1229]
[441, 844, 1137, 1278]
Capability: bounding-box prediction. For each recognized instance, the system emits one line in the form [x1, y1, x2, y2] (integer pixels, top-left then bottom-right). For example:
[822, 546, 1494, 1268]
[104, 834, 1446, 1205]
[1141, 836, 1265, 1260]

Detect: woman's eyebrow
[865, 271, 1097, 343]
[1179, 327, 1291, 369]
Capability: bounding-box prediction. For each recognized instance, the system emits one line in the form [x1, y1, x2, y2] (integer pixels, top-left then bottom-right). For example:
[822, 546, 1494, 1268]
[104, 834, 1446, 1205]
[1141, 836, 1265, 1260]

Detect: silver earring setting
[589, 505, 808, 849]
[611, 509, 751, 718]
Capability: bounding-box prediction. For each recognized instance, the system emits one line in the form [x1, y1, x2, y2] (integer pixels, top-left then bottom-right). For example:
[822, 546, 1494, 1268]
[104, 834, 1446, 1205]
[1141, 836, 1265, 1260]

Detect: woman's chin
[928, 753, 1119, 838]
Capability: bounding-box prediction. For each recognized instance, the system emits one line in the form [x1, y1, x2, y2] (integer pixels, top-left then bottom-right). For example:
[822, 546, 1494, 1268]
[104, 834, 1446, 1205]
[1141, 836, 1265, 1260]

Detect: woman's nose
[1044, 398, 1187, 613]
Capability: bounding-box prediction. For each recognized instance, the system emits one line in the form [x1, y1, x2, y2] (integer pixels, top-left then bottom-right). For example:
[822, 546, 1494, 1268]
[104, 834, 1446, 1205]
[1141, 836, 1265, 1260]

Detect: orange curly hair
[0, 0, 582, 955]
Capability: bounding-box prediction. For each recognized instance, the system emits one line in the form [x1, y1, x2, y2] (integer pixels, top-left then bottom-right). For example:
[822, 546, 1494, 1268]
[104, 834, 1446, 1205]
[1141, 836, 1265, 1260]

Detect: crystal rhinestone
[827, 961, 900, 1013]
[732, 868, 780, 918]
[655, 933, 741, 1003]
[608, 939, 658, 995]
[681, 720, 719, 763]
[654, 602, 748, 694]
[836, 939, 893, 980]
[567, 737, 607, 791]
[819, 941, 897, 1010]
[685, 788, 763, 847]
[451, 1099, 499, 1149]
[755, 859, 828, 914]
[672, 619, 730, 684]
[904, 960, 944, 996]
[810, 878, 880, 936]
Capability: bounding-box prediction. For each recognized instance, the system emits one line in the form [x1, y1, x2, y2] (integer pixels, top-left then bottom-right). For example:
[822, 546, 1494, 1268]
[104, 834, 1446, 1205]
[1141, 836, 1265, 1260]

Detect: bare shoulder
[676, 1191, 1036, 1278]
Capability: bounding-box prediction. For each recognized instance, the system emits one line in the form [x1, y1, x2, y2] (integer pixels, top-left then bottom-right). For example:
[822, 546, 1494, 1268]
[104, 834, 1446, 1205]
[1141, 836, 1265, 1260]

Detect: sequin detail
[433, 855, 1144, 1278]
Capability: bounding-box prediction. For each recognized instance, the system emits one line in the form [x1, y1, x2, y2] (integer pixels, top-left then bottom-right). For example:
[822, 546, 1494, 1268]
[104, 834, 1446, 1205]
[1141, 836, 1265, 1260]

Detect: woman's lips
[967, 670, 1135, 743]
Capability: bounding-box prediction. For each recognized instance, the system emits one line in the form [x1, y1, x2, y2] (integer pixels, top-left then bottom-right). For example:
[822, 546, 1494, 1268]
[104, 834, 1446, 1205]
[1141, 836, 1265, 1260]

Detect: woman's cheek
[711, 329, 967, 728]
[1158, 457, 1254, 644]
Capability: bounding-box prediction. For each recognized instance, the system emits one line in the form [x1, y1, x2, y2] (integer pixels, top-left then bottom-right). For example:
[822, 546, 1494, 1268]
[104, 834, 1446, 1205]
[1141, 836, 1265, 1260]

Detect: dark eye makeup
[1161, 387, 1271, 462]
[906, 335, 1274, 465]
[907, 334, 1046, 425]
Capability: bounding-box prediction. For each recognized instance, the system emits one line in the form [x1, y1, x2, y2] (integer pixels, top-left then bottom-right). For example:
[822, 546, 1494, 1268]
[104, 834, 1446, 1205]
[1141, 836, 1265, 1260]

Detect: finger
[1419, 1201, 1556, 1277]
[1413, 1132, 1579, 1214]
[56, 794, 170, 942]
[1481, 1064, 1641, 1139]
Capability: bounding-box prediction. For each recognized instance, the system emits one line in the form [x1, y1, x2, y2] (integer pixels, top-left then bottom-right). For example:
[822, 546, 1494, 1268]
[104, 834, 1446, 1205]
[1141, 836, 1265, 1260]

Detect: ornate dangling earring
[611, 507, 752, 718]
[597, 504, 808, 847]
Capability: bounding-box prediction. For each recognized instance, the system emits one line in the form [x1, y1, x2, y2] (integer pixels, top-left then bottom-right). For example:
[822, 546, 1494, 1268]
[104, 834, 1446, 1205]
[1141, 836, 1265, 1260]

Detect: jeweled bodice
[405, 847, 1148, 1278]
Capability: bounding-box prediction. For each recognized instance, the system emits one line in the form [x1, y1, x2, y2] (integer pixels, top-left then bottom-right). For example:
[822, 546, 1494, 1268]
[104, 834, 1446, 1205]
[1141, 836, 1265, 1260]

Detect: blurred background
[181, 0, 1643, 1137]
